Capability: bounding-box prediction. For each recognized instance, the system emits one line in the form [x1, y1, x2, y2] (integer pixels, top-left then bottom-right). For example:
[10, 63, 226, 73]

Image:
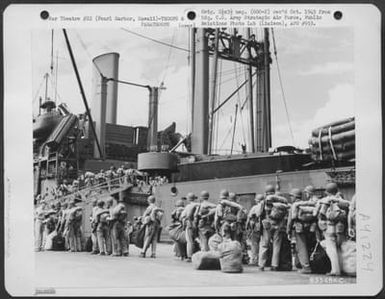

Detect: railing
[58, 176, 133, 202]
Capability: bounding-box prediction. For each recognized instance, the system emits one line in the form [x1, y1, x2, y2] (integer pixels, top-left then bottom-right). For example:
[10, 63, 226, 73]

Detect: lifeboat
[33, 100, 63, 140]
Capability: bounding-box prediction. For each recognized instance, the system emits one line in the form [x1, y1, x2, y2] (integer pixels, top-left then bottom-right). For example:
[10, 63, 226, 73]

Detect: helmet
[265, 184, 275, 195]
[106, 197, 114, 205]
[255, 194, 264, 203]
[325, 183, 338, 195]
[186, 192, 196, 201]
[228, 192, 237, 202]
[290, 188, 302, 199]
[147, 195, 156, 203]
[219, 189, 229, 199]
[175, 199, 185, 207]
[97, 199, 105, 208]
[200, 190, 209, 199]
[304, 185, 315, 194]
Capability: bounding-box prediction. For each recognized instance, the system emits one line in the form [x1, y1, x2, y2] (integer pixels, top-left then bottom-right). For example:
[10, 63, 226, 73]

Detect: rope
[120, 28, 189, 52]
[271, 28, 295, 146]
[233, 62, 247, 145]
[160, 28, 176, 86]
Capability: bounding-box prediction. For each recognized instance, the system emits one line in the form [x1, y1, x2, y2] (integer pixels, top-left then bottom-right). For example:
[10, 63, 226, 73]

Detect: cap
[325, 182, 338, 195]
[200, 190, 209, 199]
[265, 184, 275, 194]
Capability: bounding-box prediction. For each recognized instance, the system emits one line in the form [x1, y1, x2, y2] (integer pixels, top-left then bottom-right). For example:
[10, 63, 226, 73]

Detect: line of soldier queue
[34, 181, 356, 277]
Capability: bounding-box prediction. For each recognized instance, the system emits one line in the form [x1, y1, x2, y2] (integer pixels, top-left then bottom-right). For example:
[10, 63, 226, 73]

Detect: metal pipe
[191, 28, 209, 155]
[264, 28, 272, 150]
[246, 28, 255, 153]
[190, 27, 196, 132]
[62, 28, 104, 159]
[208, 28, 219, 155]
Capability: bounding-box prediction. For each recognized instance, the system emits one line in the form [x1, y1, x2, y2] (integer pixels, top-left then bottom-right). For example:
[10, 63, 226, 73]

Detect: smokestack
[191, 28, 209, 155]
[91, 52, 120, 125]
[91, 53, 119, 159]
[147, 87, 159, 151]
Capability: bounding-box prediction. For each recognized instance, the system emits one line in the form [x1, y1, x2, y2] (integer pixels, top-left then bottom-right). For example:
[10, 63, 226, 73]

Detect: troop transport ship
[33, 28, 355, 242]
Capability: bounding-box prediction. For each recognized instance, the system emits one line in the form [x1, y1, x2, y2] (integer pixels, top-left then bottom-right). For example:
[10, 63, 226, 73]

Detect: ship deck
[35, 243, 355, 296]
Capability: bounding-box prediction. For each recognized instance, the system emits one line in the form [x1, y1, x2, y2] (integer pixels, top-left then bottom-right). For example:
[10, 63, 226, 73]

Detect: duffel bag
[218, 239, 243, 273]
[208, 233, 223, 251]
[132, 225, 146, 249]
[278, 233, 292, 271]
[339, 240, 356, 276]
[309, 241, 331, 274]
[192, 251, 221, 270]
[167, 222, 186, 244]
[52, 233, 66, 251]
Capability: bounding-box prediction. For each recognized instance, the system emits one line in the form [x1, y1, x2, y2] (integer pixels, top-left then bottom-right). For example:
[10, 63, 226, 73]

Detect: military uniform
[90, 202, 99, 254]
[246, 198, 263, 265]
[34, 204, 46, 251]
[258, 194, 289, 270]
[315, 192, 349, 276]
[194, 192, 216, 251]
[111, 202, 129, 256]
[96, 208, 110, 255]
[181, 194, 199, 261]
[142, 199, 164, 258]
[67, 204, 83, 252]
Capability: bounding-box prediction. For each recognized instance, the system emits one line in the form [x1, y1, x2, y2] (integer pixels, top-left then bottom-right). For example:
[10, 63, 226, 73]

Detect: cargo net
[309, 117, 355, 162]
[326, 168, 356, 186]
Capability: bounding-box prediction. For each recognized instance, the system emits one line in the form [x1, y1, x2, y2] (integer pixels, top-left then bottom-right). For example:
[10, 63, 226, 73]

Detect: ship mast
[190, 27, 272, 155]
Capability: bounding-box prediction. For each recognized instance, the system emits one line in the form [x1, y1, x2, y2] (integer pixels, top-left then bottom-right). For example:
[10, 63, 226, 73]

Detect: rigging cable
[159, 28, 176, 86]
[233, 62, 247, 146]
[271, 28, 295, 146]
[214, 59, 223, 153]
[120, 28, 189, 52]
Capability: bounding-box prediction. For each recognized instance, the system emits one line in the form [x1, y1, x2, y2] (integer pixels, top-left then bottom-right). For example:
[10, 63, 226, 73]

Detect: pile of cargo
[309, 117, 355, 162]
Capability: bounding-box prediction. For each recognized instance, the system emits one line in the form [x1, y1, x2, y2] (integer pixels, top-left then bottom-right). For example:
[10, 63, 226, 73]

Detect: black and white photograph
[3, 4, 382, 297]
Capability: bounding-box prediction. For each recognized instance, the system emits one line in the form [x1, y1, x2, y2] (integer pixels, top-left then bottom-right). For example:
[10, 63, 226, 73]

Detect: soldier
[315, 182, 350, 276]
[171, 199, 186, 259]
[303, 185, 319, 204]
[67, 196, 83, 252]
[287, 188, 317, 274]
[34, 200, 47, 251]
[246, 194, 264, 265]
[215, 190, 243, 241]
[90, 198, 99, 254]
[194, 191, 217, 251]
[348, 194, 356, 240]
[110, 198, 129, 256]
[60, 200, 71, 250]
[105, 197, 114, 255]
[180, 192, 200, 262]
[258, 184, 289, 271]
[140, 195, 164, 258]
[95, 200, 110, 255]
